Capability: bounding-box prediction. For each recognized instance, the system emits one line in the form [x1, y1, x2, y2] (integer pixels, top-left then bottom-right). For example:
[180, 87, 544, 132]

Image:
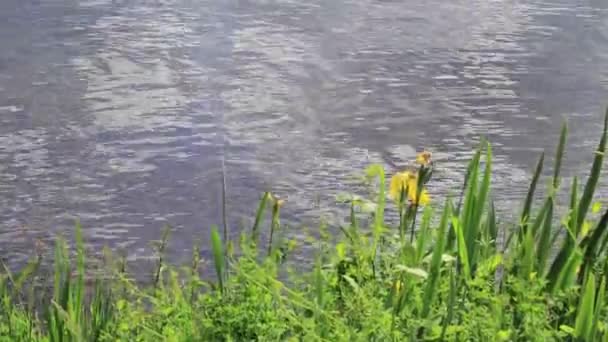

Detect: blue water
[1, 0, 607, 268]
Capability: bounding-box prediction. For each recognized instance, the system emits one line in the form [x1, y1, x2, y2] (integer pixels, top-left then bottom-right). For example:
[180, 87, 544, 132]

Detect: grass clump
[2, 110, 608, 341]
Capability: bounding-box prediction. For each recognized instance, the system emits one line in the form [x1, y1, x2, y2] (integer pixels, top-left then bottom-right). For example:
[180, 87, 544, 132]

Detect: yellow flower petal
[419, 190, 430, 205]
[416, 151, 432, 166]
[389, 172, 409, 201]
[407, 176, 429, 205]
[390, 170, 430, 205]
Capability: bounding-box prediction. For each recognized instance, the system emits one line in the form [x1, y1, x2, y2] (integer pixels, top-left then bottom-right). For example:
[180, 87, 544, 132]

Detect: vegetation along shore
[3, 110, 608, 341]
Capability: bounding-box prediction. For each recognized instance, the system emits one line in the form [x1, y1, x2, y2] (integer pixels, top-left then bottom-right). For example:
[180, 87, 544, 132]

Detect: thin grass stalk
[210, 226, 225, 294]
[409, 204, 419, 243]
[268, 198, 282, 256]
[366, 164, 386, 277]
[221, 153, 229, 246]
[440, 268, 457, 340]
[461, 150, 480, 266]
[153, 226, 170, 288]
[252, 192, 270, 246]
[415, 206, 433, 263]
[72, 221, 85, 329]
[399, 186, 407, 241]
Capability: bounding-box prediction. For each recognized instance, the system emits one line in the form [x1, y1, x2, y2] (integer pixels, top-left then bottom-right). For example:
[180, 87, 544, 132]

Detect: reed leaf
[536, 197, 554, 275]
[521, 152, 544, 237]
[421, 199, 451, 318]
[553, 121, 568, 189]
[576, 108, 608, 234]
[210, 226, 225, 293]
[575, 272, 596, 341]
[251, 192, 270, 245]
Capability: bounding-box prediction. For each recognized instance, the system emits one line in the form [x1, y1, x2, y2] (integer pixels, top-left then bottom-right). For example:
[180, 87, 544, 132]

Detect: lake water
[1, 0, 608, 267]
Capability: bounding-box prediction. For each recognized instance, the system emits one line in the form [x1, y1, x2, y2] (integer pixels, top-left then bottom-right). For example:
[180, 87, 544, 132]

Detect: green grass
[2, 110, 608, 341]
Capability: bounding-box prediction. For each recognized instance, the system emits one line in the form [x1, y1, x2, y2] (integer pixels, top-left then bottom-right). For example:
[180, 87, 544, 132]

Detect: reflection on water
[0, 0, 607, 267]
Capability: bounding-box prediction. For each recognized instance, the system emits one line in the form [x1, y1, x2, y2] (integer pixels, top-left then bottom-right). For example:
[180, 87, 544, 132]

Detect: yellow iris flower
[389, 171, 430, 206]
[416, 151, 432, 166]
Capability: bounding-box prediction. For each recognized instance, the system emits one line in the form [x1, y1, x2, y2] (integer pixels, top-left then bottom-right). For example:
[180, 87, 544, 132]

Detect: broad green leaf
[575, 272, 596, 341]
[576, 108, 608, 233]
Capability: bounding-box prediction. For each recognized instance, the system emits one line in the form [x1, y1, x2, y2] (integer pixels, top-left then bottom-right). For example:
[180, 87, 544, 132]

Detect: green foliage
[2, 110, 608, 341]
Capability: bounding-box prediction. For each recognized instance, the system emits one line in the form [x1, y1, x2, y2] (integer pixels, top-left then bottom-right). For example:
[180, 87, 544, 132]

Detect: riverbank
[2, 111, 608, 341]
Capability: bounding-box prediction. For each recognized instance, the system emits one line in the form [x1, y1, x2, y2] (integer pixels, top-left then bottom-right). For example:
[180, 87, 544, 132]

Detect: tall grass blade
[521, 152, 544, 237]
[473, 142, 492, 229]
[251, 192, 270, 245]
[448, 149, 480, 249]
[575, 272, 596, 341]
[314, 256, 324, 309]
[592, 277, 605, 340]
[415, 206, 433, 264]
[440, 269, 457, 340]
[547, 177, 578, 285]
[453, 217, 471, 280]
[13, 257, 40, 292]
[536, 197, 554, 275]
[469, 143, 491, 266]
[268, 197, 282, 256]
[579, 208, 608, 284]
[210, 226, 225, 293]
[576, 108, 608, 233]
[72, 221, 85, 327]
[366, 164, 386, 268]
[421, 199, 451, 318]
[488, 200, 497, 246]
[461, 149, 479, 263]
[553, 122, 568, 189]
[551, 248, 582, 295]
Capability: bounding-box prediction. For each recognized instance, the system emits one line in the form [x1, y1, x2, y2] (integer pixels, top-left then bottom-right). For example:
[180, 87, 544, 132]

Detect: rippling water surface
[1, 0, 608, 266]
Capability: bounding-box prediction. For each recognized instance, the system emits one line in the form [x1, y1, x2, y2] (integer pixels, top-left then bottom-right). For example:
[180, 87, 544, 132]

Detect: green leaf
[575, 272, 596, 341]
[440, 269, 457, 341]
[579, 208, 608, 284]
[551, 248, 582, 295]
[342, 275, 361, 293]
[560, 325, 575, 336]
[592, 277, 605, 340]
[536, 197, 554, 275]
[395, 265, 429, 279]
[453, 217, 471, 280]
[487, 200, 497, 245]
[521, 152, 545, 237]
[461, 148, 480, 267]
[416, 206, 433, 263]
[210, 226, 225, 293]
[576, 108, 608, 233]
[251, 192, 270, 245]
[469, 142, 492, 266]
[366, 164, 386, 273]
[553, 121, 568, 189]
[422, 199, 451, 318]
[592, 202, 602, 214]
[547, 177, 578, 287]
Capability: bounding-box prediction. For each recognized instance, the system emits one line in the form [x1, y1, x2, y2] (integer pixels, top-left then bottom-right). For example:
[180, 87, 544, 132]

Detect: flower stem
[409, 204, 419, 243]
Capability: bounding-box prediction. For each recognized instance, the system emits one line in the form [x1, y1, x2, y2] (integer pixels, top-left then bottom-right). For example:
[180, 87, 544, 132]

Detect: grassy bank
[2, 111, 608, 341]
